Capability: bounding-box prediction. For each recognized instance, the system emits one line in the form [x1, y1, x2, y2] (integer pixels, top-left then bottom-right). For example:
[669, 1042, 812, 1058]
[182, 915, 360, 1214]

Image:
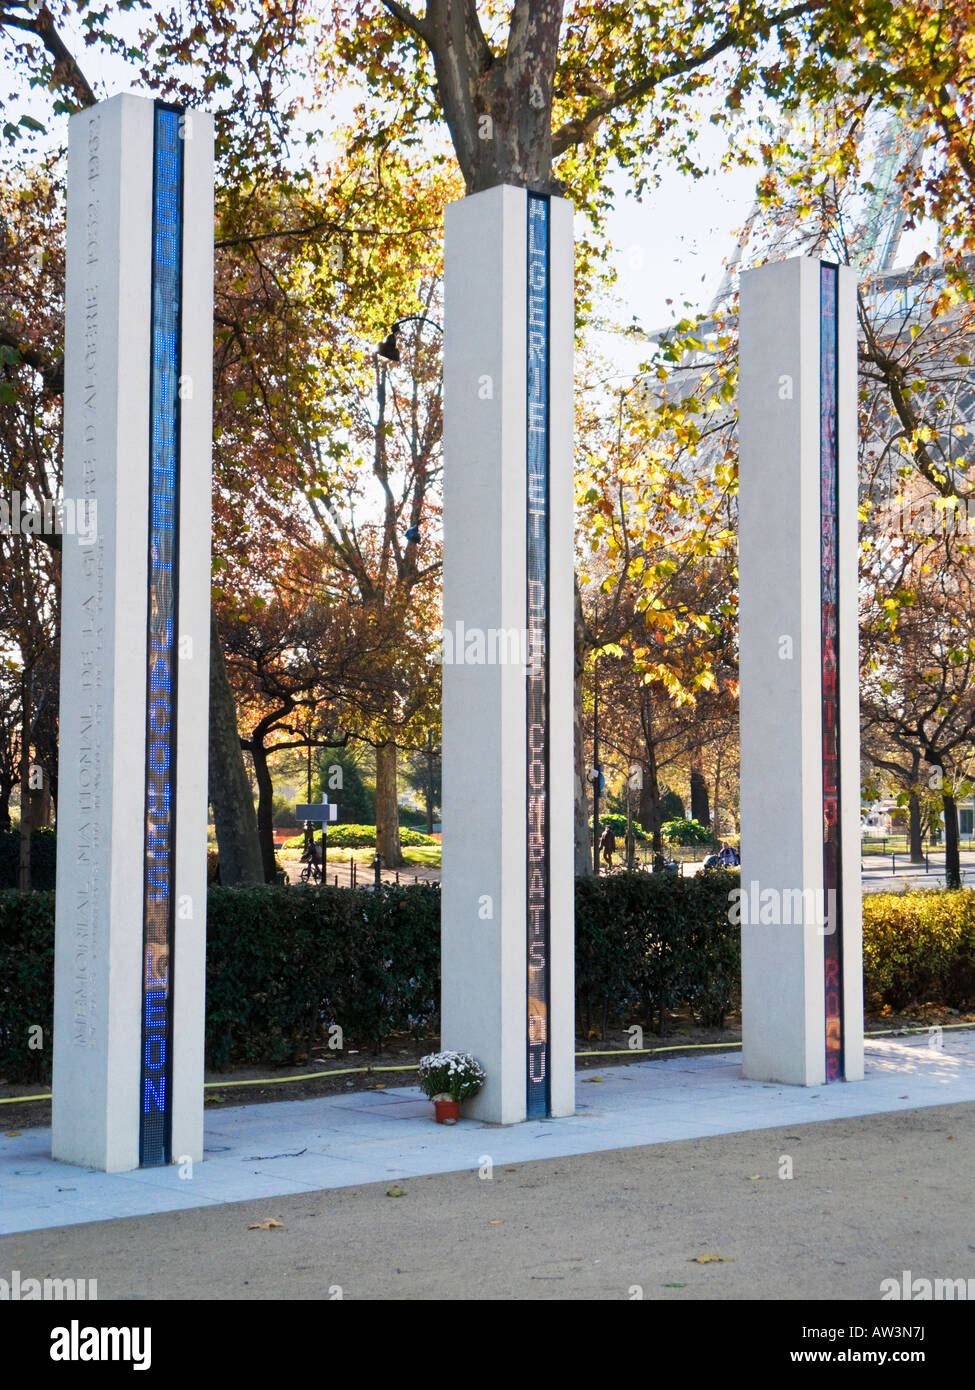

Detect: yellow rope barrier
[3, 1022, 973, 1105]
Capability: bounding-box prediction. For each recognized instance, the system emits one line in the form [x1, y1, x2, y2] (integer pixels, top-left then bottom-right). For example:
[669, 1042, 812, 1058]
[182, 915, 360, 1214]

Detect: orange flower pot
[434, 1099, 460, 1125]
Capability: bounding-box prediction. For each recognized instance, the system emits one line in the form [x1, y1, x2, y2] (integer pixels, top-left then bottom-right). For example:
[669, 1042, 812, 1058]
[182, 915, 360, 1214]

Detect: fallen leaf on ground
[749, 1175, 763, 1181]
[690, 1253, 734, 1264]
[488, 1219, 503, 1225]
[248, 1218, 284, 1230]
[663, 1282, 687, 1288]
[581, 1076, 604, 1084]
[386, 1186, 407, 1198]
[5, 1131, 22, 1137]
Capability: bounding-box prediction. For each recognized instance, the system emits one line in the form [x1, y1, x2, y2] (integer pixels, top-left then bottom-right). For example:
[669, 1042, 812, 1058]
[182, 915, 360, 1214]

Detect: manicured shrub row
[281, 824, 437, 850]
[205, 884, 441, 1069]
[862, 889, 975, 1012]
[4, 882, 975, 1084]
[576, 869, 741, 1034]
[0, 829, 57, 890]
[0, 884, 442, 1083]
[0, 890, 55, 1081]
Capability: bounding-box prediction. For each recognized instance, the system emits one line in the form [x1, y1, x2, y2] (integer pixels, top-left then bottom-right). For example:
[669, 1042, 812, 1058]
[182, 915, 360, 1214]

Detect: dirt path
[4, 1101, 973, 1304]
[279, 856, 440, 889]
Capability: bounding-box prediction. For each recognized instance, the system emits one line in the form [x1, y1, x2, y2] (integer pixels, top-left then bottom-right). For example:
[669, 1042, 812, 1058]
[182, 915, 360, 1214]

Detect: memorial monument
[52, 94, 214, 1171]
[441, 186, 575, 1123]
[48, 91, 863, 1171]
[738, 256, 864, 1086]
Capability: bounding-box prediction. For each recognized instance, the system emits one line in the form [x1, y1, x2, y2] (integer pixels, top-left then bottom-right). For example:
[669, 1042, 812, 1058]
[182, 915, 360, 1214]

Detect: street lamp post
[377, 314, 444, 363]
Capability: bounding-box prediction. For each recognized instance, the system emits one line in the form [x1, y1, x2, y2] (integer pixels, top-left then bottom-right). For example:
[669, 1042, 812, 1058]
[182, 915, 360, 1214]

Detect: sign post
[52, 95, 213, 1171]
[295, 796, 339, 880]
[441, 185, 574, 1123]
[738, 256, 864, 1085]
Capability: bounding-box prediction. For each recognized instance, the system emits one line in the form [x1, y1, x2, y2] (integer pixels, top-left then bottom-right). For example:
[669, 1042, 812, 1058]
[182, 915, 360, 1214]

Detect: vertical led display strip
[820, 262, 844, 1082]
[526, 193, 550, 1118]
[139, 103, 183, 1166]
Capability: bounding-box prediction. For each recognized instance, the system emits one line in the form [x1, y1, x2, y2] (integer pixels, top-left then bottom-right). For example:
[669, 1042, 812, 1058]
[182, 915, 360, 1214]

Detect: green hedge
[5, 882, 975, 1085]
[0, 829, 57, 890]
[576, 870, 740, 1033]
[282, 824, 437, 850]
[205, 884, 440, 1069]
[587, 814, 648, 841]
[862, 890, 975, 1012]
[661, 817, 712, 846]
[0, 890, 55, 1081]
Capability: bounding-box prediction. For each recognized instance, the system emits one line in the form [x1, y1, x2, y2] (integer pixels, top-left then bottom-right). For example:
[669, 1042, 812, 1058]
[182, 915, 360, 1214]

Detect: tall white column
[441, 185, 575, 1123]
[53, 95, 213, 1171]
[738, 256, 863, 1086]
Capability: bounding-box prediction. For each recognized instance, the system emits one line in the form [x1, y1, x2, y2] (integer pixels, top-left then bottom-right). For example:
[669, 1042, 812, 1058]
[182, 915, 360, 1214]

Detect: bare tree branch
[0, 5, 97, 107]
[379, 0, 430, 43]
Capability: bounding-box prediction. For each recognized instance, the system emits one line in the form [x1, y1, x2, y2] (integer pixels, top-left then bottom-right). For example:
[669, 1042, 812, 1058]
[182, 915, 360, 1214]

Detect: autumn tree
[219, 586, 416, 879]
[320, 2, 828, 871]
[861, 536, 975, 889]
[1, 1, 458, 880]
[572, 306, 738, 851]
[0, 0, 320, 884]
[748, 91, 975, 880]
[0, 163, 64, 885]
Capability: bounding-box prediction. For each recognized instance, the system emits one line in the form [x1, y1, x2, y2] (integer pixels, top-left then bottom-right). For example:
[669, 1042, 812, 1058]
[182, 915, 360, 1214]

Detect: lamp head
[378, 330, 400, 363]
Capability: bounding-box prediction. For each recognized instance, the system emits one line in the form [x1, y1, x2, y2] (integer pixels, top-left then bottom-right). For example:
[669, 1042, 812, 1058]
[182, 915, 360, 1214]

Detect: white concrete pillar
[53, 95, 213, 1171]
[738, 256, 863, 1085]
[441, 185, 575, 1123]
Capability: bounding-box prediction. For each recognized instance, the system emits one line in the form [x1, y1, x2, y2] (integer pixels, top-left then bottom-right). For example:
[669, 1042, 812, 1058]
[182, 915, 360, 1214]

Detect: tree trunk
[0, 780, 12, 833]
[18, 671, 31, 892]
[908, 789, 924, 863]
[208, 613, 263, 886]
[573, 576, 592, 875]
[638, 763, 662, 855]
[250, 737, 279, 884]
[29, 777, 50, 828]
[690, 763, 710, 828]
[637, 689, 663, 854]
[712, 746, 723, 846]
[376, 740, 403, 867]
[416, 0, 565, 196]
[425, 732, 435, 835]
[943, 788, 962, 889]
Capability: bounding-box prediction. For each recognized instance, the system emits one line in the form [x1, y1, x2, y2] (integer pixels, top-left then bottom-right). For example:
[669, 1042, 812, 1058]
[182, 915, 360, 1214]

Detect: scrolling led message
[526, 193, 550, 1118]
[140, 103, 183, 1167]
[819, 262, 844, 1083]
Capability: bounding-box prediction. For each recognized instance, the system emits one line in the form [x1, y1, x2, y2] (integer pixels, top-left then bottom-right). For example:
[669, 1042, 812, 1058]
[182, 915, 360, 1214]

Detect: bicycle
[299, 836, 322, 884]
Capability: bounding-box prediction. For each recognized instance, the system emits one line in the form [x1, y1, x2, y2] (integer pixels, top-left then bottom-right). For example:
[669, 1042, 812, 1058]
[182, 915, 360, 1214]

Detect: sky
[590, 145, 760, 380]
